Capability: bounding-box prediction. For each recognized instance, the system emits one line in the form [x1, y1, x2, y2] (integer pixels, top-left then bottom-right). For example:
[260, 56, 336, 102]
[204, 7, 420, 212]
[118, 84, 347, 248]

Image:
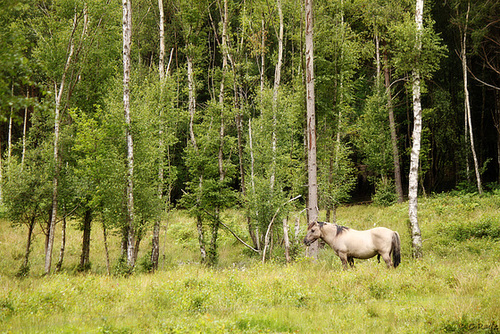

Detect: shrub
[372, 178, 397, 207]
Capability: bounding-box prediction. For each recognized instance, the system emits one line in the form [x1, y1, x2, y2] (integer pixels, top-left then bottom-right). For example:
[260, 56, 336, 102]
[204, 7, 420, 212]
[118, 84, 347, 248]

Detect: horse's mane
[308, 222, 349, 235]
[335, 224, 349, 235]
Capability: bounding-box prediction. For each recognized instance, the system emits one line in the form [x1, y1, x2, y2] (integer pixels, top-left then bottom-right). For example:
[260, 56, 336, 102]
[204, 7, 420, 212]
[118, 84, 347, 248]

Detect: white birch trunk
[305, 0, 319, 258]
[21, 89, 28, 169]
[122, 0, 135, 268]
[270, 0, 283, 191]
[408, 0, 424, 259]
[260, 18, 265, 94]
[44, 8, 80, 274]
[461, 3, 482, 194]
[283, 217, 290, 263]
[151, 0, 166, 272]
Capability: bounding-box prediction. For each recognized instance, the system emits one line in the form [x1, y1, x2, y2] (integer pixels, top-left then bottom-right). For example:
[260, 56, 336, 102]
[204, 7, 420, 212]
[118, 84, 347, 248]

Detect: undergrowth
[1, 193, 500, 333]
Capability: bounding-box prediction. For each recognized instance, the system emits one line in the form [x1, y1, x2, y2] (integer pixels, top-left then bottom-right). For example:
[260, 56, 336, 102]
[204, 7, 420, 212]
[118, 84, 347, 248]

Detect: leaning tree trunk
[45, 22, 75, 276]
[461, 2, 482, 194]
[408, 0, 424, 259]
[19, 217, 36, 275]
[305, 0, 319, 258]
[122, 0, 135, 268]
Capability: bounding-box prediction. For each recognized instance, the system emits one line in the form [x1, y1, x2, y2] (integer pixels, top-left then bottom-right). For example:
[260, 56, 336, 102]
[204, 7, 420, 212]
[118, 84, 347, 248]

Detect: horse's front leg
[338, 253, 349, 270]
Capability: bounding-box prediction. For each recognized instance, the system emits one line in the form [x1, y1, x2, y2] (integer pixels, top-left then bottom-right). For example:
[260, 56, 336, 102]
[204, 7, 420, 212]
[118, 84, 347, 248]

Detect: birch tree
[44, 3, 89, 275]
[151, 0, 166, 272]
[122, 0, 136, 268]
[408, 0, 424, 259]
[460, 2, 482, 194]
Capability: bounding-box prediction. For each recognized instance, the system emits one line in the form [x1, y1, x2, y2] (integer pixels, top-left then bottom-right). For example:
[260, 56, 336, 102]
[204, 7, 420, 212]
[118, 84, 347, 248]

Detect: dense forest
[0, 0, 499, 274]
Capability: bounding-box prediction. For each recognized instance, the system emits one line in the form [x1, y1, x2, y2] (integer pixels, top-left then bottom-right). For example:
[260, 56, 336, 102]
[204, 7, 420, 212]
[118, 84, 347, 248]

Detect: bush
[372, 178, 397, 206]
[448, 217, 500, 241]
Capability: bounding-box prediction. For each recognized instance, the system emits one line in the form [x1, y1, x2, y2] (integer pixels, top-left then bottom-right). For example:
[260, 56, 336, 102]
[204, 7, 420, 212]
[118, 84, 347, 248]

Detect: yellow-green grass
[1, 194, 500, 333]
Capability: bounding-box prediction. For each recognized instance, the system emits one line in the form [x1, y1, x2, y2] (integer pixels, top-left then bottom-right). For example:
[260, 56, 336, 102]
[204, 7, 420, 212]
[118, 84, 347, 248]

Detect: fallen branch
[262, 195, 302, 263]
[219, 221, 260, 253]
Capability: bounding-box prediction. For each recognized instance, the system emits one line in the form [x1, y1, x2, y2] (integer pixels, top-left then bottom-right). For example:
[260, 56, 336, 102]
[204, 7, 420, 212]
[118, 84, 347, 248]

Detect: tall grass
[1, 194, 500, 333]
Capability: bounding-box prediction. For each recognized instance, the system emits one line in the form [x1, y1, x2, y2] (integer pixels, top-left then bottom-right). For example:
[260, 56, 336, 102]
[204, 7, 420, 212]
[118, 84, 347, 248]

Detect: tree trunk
[19, 217, 36, 275]
[260, 17, 265, 94]
[45, 13, 77, 275]
[79, 208, 92, 271]
[187, 53, 207, 262]
[408, 0, 424, 259]
[271, 0, 284, 190]
[103, 222, 111, 275]
[461, 3, 482, 194]
[55, 214, 67, 273]
[384, 52, 404, 203]
[305, 0, 319, 258]
[21, 89, 28, 169]
[283, 217, 290, 263]
[151, 0, 166, 272]
[123, 0, 135, 268]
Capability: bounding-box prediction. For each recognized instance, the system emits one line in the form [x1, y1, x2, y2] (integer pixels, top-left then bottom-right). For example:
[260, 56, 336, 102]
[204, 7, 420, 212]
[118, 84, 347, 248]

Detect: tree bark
[187, 53, 207, 263]
[305, 0, 319, 258]
[271, 0, 284, 190]
[45, 8, 79, 275]
[283, 217, 291, 263]
[151, 0, 166, 272]
[79, 208, 92, 271]
[461, 2, 482, 194]
[55, 214, 67, 272]
[408, 0, 424, 259]
[19, 217, 36, 275]
[122, 0, 135, 268]
[101, 222, 111, 275]
[384, 52, 404, 203]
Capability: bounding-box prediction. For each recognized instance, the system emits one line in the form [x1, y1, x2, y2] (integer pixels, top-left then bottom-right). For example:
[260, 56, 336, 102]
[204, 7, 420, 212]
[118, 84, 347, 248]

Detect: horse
[303, 221, 401, 270]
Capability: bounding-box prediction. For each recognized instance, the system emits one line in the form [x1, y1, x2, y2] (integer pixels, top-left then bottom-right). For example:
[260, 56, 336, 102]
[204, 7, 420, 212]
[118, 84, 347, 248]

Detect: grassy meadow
[1, 193, 500, 333]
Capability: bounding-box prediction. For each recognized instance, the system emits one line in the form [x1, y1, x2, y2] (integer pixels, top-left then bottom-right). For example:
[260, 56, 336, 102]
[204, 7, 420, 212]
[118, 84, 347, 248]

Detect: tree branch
[262, 195, 302, 263]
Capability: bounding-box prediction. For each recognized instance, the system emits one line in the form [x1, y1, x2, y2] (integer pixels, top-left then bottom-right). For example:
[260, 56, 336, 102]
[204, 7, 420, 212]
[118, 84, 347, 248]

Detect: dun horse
[304, 221, 401, 269]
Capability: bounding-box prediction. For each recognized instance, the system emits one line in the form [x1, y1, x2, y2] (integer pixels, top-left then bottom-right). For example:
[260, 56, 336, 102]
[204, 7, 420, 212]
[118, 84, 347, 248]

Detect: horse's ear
[307, 221, 317, 230]
[317, 221, 325, 228]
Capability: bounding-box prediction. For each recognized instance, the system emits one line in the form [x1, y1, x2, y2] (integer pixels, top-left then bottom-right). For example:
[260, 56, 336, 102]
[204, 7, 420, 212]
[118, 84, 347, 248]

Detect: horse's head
[304, 221, 323, 246]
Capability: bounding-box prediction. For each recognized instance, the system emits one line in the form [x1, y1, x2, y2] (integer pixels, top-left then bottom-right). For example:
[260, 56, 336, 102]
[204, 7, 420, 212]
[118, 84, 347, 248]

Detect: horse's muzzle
[303, 237, 313, 246]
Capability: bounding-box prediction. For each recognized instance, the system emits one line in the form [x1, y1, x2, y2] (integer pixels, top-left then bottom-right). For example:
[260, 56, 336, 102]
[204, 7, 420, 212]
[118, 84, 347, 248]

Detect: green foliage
[388, 14, 448, 79]
[353, 92, 393, 177]
[372, 177, 397, 206]
[443, 217, 500, 242]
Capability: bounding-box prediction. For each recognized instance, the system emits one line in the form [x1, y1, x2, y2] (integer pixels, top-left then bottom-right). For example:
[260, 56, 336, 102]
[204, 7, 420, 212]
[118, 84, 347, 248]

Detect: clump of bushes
[446, 217, 500, 241]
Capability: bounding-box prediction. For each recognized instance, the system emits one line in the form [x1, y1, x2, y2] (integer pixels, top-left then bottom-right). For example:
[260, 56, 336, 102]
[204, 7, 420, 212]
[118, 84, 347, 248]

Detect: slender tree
[305, 0, 319, 258]
[460, 2, 482, 194]
[151, 0, 166, 272]
[408, 0, 423, 259]
[122, 0, 136, 268]
[45, 3, 89, 275]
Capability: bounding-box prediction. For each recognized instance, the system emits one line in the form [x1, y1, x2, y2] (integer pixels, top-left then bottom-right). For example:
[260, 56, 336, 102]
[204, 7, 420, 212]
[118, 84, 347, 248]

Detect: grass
[1, 194, 500, 333]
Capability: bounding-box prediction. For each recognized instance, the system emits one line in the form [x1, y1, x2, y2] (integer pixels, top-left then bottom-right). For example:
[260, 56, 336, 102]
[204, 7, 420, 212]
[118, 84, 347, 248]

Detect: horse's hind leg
[381, 253, 393, 268]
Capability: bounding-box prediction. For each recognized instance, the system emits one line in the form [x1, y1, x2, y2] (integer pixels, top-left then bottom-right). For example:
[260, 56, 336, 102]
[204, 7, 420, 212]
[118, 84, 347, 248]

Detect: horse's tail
[391, 232, 401, 268]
